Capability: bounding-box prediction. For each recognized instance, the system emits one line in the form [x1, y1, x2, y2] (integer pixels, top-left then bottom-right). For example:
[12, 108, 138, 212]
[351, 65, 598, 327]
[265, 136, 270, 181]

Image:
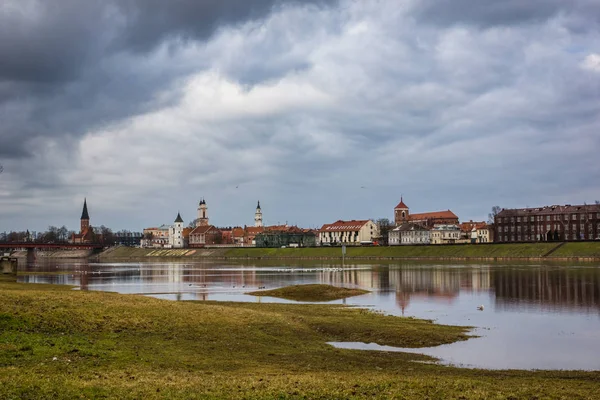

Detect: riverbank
[98, 241, 600, 262]
[11, 249, 94, 259]
[0, 278, 598, 399]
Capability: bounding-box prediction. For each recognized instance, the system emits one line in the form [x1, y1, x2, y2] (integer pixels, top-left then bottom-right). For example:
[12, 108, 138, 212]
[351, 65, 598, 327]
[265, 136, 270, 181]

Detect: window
[546, 216, 550, 221]
[517, 217, 521, 222]
[572, 215, 576, 220]
[530, 216, 534, 222]
[564, 214, 568, 221]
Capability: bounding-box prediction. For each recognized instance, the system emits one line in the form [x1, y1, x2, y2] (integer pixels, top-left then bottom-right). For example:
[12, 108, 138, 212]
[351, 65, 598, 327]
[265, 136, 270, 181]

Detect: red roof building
[189, 225, 222, 248]
[393, 197, 459, 227]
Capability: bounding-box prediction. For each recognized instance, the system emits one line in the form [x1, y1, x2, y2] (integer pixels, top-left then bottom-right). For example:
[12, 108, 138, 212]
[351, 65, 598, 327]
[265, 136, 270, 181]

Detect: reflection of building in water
[493, 268, 600, 313]
[138, 262, 262, 289]
[316, 266, 491, 298]
[319, 267, 390, 290]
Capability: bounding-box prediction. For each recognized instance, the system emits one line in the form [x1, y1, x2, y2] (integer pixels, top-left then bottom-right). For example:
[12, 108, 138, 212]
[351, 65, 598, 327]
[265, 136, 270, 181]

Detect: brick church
[70, 198, 95, 244]
[394, 197, 459, 228]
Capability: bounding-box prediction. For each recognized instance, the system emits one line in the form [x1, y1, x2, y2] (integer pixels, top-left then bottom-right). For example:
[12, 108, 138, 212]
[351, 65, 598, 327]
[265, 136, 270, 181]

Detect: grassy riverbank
[247, 284, 370, 302]
[1, 278, 599, 399]
[99, 241, 600, 260]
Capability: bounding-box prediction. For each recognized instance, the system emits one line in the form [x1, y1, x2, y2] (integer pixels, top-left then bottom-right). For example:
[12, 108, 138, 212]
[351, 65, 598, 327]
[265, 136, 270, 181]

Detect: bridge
[0, 242, 104, 250]
[0, 242, 105, 263]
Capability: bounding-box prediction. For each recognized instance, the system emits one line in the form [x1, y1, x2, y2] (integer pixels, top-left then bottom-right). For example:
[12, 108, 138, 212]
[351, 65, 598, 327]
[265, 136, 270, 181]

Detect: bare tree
[488, 206, 501, 225]
[375, 218, 393, 246]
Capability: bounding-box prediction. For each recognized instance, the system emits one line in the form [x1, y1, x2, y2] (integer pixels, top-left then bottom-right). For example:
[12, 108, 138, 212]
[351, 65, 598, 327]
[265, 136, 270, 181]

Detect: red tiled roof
[459, 221, 488, 232]
[265, 225, 288, 231]
[245, 227, 264, 235]
[394, 198, 409, 210]
[189, 225, 219, 235]
[232, 227, 245, 237]
[320, 220, 370, 232]
[409, 210, 458, 221]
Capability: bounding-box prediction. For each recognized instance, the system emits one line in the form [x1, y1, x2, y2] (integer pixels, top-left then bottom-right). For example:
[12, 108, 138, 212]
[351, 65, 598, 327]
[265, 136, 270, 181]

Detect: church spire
[81, 198, 90, 220]
[254, 200, 263, 228]
[175, 212, 184, 223]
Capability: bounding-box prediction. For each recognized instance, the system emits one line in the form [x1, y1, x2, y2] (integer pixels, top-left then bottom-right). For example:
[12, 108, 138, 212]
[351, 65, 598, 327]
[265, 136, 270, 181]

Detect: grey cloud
[411, 0, 600, 28]
[113, 0, 338, 53]
[0, 0, 337, 161]
[1, 0, 600, 232]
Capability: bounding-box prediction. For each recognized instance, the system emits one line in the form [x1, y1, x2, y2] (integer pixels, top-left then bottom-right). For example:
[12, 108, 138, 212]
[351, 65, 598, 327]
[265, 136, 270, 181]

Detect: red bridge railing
[0, 242, 105, 250]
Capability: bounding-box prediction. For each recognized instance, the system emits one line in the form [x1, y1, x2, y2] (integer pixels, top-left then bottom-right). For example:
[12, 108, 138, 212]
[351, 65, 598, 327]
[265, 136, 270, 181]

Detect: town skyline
[1, 0, 599, 233]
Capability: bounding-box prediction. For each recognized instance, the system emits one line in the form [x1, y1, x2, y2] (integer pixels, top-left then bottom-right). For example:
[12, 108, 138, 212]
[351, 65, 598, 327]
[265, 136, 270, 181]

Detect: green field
[549, 242, 600, 257]
[97, 242, 600, 261]
[223, 243, 560, 258]
[247, 284, 370, 302]
[1, 277, 599, 399]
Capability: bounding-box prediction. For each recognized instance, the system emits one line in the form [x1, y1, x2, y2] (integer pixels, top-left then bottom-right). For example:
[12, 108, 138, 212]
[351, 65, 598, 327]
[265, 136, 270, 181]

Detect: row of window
[501, 224, 600, 233]
[502, 233, 597, 242]
[499, 213, 600, 223]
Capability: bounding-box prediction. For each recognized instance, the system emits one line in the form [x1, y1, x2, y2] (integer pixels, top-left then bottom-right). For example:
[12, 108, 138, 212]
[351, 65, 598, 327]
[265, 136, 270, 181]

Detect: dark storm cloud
[113, 0, 338, 52]
[0, 0, 337, 160]
[412, 0, 600, 28]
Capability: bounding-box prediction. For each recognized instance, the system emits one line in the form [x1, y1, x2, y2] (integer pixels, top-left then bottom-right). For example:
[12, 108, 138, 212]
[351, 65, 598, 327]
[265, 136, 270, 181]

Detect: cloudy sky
[1, 0, 599, 233]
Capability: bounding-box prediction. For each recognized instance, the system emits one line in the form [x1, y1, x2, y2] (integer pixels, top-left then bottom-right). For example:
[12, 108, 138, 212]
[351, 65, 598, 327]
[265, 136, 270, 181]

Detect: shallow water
[17, 259, 600, 370]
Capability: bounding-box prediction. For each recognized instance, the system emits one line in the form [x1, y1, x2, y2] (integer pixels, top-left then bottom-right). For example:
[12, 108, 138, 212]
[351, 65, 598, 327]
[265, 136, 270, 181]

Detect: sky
[1, 0, 599, 233]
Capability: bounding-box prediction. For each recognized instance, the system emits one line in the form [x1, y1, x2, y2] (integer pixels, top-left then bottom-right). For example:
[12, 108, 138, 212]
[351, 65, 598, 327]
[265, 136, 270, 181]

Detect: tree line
[0, 226, 137, 245]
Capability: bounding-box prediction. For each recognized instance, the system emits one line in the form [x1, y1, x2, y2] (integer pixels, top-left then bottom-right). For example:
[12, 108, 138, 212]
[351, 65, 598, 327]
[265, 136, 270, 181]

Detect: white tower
[197, 199, 208, 227]
[254, 201, 263, 227]
[169, 212, 185, 248]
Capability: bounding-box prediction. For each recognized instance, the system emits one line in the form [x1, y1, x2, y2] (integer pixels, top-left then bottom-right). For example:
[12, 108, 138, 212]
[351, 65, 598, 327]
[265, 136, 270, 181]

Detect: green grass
[99, 242, 600, 261]
[550, 242, 600, 257]
[0, 279, 599, 399]
[223, 243, 560, 258]
[247, 284, 370, 302]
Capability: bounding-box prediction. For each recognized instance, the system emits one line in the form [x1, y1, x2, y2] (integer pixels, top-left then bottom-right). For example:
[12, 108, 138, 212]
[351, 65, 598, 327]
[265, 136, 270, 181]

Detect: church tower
[80, 198, 90, 233]
[254, 201, 263, 227]
[169, 212, 184, 248]
[197, 199, 208, 227]
[394, 197, 409, 226]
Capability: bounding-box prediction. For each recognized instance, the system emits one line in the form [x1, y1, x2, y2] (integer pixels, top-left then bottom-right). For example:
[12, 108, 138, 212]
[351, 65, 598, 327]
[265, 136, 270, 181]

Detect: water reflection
[18, 261, 600, 314]
[17, 259, 600, 370]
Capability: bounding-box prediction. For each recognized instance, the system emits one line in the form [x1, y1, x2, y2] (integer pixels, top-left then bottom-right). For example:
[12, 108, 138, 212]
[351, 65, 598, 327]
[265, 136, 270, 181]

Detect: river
[17, 259, 600, 371]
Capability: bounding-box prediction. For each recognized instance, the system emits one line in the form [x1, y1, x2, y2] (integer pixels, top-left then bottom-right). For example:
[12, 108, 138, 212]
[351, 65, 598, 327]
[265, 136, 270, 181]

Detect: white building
[141, 225, 170, 248]
[197, 199, 209, 227]
[430, 224, 461, 245]
[389, 223, 430, 245]
[319, 220, 379, 245]
[168, 212, 185, 249]
[255, 201, 263, 227]
[460, 221, 493, 243]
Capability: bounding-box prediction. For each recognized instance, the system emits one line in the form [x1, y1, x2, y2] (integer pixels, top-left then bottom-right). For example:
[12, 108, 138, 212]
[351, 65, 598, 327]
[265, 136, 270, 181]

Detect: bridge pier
[26, 248, 36, 264]
[1, 256, 18, 277]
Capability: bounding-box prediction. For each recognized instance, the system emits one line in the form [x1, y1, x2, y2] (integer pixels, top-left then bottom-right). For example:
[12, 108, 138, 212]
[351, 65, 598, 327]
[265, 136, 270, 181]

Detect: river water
[17, 259, 600, 371]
